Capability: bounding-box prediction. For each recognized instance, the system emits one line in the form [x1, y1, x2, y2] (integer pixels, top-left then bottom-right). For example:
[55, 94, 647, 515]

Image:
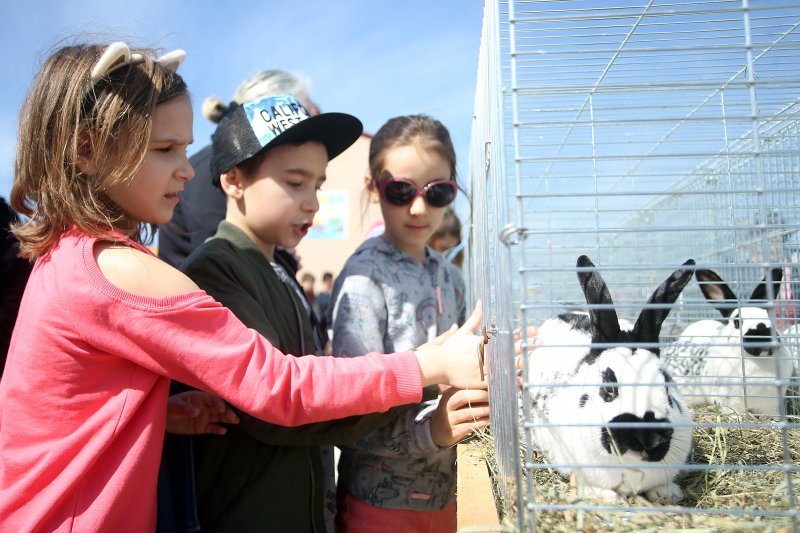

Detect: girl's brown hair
[368, 114, 457, 185]
[10, 42, 188, 259]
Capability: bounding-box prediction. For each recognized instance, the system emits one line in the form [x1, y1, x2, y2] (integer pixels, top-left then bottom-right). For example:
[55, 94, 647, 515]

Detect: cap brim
[261, 112, 363, 161]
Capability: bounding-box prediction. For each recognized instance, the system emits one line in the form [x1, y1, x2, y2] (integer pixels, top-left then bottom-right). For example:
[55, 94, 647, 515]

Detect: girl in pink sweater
[0, 41, 487, 533]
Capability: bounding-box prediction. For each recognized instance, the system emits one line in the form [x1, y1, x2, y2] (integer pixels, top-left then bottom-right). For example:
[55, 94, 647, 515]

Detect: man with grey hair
[157, 70, 317, 268]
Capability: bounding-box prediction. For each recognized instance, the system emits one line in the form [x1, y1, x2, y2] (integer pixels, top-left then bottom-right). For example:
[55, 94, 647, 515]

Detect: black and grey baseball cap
[210, 93, 363, 183]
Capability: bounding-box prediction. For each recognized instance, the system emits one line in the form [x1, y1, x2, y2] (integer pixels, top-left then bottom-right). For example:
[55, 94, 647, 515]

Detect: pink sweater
[0, 230, 422, 532]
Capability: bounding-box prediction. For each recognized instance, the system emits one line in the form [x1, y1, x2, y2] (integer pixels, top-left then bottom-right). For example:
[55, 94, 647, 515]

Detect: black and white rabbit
[663, 268, 792, 415]
[527, 256, 694, 503]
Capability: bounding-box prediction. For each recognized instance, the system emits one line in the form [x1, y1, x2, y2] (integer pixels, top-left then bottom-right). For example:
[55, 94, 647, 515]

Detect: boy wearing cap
[180, 94, 411, 533]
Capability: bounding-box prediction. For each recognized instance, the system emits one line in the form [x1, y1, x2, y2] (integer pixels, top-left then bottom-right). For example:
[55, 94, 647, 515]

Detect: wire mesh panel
[468, 0, 524, 518]
[469, 0, 800, 530]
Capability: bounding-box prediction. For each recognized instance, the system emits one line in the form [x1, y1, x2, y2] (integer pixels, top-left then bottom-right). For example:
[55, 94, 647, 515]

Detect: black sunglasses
[375, 177, 457, 208]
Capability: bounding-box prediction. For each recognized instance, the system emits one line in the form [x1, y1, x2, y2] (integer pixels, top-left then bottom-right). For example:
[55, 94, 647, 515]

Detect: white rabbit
[782, 323, 800, 377]
[664, 269, 792, 415]
[782, 323, 800, 413]
[527, 256, 694, 503]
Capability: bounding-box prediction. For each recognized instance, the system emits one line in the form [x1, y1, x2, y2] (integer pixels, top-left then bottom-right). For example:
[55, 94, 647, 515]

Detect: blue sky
[0, 0, 485, 201]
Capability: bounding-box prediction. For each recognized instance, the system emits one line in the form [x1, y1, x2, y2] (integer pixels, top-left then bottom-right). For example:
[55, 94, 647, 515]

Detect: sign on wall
[307, 190, 349, 240]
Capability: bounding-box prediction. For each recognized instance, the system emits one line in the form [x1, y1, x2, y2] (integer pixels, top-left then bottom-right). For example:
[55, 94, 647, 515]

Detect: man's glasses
[375, 177, 457, 208]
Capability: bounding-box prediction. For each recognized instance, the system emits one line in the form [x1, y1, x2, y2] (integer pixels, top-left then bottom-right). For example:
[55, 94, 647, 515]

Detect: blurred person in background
[300, 271, 317, 311]
[316, 271, 334, 330]
[428, 207, 464, 269]
[0, 197, 32, 373]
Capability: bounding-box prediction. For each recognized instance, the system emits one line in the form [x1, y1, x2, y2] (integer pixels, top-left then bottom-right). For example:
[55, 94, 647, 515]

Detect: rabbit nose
[743, 323, 774, 356]
[637, 428, 672, 452]
[603, 413, 673, 462]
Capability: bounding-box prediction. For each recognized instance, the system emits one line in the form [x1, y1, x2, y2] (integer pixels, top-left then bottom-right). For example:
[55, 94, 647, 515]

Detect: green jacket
[182, 222, 410, 533]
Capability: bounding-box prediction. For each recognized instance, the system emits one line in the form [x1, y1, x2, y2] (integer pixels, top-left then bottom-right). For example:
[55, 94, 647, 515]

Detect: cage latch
[499, 224, 527, 246]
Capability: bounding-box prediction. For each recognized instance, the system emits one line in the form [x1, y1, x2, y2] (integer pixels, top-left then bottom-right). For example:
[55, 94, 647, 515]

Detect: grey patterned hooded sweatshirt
[330, 234, 466, 511]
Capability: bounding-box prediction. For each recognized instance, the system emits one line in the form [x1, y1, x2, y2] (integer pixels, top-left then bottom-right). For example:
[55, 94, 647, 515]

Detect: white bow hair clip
[89, 41, 186, 86]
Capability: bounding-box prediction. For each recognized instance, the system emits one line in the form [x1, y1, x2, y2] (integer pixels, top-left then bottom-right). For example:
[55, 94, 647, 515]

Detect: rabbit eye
[733, 316, 741, 329]
[599, 367, 619, 402]
[579, 393, 589, 408]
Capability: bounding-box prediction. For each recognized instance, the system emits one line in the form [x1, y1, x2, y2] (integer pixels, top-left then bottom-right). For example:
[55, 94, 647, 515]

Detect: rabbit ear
[695, 269, 737, 317]
[750, 268, 783, 302]
[633, 259, 695, 346]
[577, 255, 620, 343]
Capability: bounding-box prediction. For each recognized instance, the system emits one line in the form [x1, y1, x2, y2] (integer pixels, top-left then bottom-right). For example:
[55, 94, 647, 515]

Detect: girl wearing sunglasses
[330, 115, 489, 532]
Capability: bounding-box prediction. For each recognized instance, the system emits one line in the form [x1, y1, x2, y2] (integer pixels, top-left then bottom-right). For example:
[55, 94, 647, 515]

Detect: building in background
[296, 133, 382, 282]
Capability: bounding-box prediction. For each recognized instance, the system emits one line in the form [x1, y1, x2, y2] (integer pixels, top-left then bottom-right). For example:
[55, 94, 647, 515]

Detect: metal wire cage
[469, 0, 800, 530]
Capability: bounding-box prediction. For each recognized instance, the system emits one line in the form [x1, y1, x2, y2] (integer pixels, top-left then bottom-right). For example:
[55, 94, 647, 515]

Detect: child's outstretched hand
[431, 386, 490, 447]
[414, 301, 487, 389]
[166, 391, 240, 435]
